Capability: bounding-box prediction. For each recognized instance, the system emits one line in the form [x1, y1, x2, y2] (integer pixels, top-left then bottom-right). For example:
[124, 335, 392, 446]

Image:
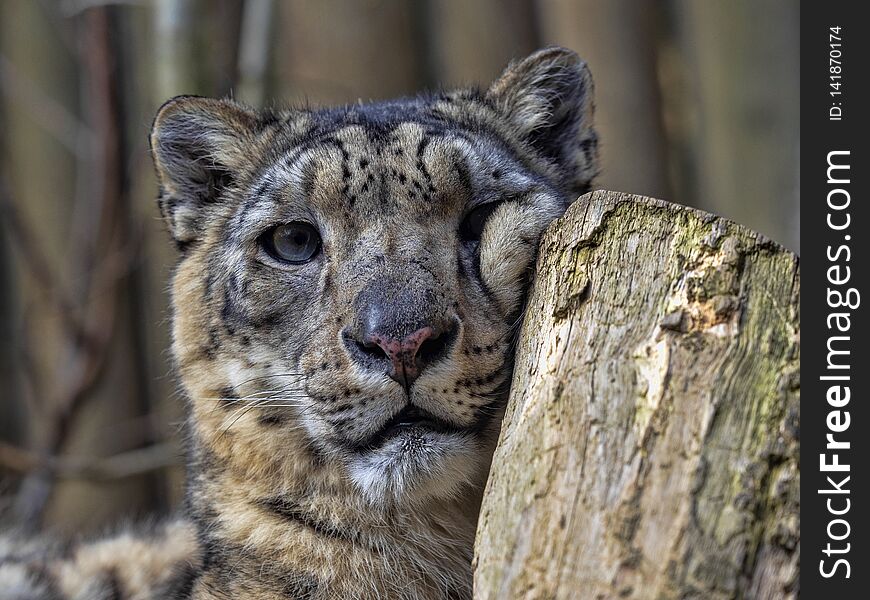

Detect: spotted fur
[1, 47, 598, 599]
[0, 519, 199, 599]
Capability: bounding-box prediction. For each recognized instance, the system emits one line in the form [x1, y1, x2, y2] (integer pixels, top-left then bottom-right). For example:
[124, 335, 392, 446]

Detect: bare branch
[0, 441, 180, 481]
[0, 176, 96, 348]
[59, 0, 145, 18]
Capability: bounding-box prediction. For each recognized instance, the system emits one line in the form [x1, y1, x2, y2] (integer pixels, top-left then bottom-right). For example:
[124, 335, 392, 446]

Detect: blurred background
[0, 0, 799, 534]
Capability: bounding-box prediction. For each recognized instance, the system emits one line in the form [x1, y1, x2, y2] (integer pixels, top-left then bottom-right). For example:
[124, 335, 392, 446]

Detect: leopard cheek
[478, 199, 561, 317]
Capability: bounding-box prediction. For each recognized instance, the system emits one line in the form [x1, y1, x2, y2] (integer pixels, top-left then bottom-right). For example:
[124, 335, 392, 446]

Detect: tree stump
[474, 191, 800, 599]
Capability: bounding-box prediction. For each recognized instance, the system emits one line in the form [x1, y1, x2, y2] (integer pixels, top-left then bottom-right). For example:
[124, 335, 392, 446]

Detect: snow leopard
[0, 46, 597, 599]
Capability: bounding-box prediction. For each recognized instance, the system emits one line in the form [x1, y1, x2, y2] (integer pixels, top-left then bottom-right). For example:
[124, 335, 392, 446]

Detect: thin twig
[0, 177, 97, 348]
[0, 441, 180, 481]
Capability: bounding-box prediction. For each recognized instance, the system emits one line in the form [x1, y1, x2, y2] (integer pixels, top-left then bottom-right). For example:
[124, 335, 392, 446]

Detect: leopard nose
[344, 320, 459, 388]
[366, 327, 433, 387]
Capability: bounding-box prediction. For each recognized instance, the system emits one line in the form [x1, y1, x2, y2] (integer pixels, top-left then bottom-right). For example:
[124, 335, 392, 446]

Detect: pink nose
[365, 327, 435, 387]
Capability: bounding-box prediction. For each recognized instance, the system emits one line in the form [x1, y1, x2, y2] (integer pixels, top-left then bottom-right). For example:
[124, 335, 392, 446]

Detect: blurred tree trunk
[475, 191, 799, 599]
[136, 0, 207, 512]
[274, 0, 423, 106]
[0, 25, 20, 449]
[537, 0, 672, 200]
[0, 182, 20, 448]
[236, 0, 274, 107]
[154, 0, 199, 101]
[420, 0, 538, 87]
[671, 0, 800, 252]
[208, 0, 245, 98]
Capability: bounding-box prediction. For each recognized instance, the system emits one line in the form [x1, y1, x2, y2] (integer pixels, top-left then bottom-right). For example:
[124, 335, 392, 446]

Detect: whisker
[219, 403, 261, 435]
[231, 372, 307, 387]
[205, 391, 307, 404]
[204, 382, 309, 414]
[213, 395, 335, 433]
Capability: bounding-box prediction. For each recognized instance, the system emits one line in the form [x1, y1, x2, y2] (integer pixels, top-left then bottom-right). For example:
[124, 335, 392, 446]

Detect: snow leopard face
[151, 47, 597, 507]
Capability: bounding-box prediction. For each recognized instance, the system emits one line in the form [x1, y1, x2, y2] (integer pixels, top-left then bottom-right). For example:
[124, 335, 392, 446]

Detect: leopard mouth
[351, 405, 460, 453]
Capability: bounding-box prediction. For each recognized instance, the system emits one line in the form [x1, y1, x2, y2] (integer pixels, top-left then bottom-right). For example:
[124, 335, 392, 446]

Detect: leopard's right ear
[150, 96, 262, 246]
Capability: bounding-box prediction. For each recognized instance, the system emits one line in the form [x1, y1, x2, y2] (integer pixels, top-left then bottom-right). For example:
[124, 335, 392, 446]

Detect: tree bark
[474, 191, 799, 599]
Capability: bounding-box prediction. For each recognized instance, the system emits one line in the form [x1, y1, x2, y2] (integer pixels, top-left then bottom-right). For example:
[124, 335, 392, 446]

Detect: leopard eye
[262, 222, 321, 264]
[459, 203, 499, 242]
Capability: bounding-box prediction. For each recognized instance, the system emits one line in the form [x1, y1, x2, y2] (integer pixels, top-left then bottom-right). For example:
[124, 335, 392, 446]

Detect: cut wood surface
[474, 191, 800, 599]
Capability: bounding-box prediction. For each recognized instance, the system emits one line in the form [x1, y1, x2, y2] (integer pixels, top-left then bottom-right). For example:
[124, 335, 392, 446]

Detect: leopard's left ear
[487, 47, 598, 194]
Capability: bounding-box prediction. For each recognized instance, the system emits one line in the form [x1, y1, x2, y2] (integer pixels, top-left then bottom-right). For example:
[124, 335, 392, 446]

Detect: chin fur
[346, 431, 484, 507]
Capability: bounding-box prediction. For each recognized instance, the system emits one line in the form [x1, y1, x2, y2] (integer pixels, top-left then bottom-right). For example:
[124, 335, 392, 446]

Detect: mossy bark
[474, 191, 800, 599]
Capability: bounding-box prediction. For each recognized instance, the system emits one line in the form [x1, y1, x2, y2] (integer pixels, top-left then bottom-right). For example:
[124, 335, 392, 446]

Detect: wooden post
[474, 191, 799, 599]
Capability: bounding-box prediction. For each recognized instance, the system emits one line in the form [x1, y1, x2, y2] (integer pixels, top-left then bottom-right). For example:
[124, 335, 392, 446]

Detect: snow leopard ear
[150, 96, 262, 246]
[487, 47, 598, 194]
